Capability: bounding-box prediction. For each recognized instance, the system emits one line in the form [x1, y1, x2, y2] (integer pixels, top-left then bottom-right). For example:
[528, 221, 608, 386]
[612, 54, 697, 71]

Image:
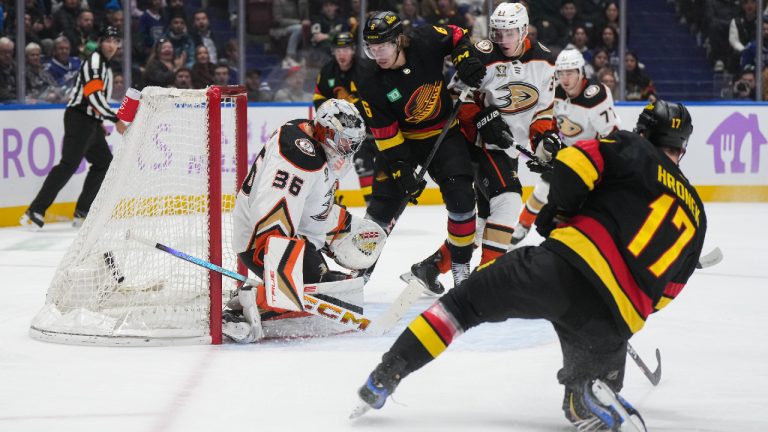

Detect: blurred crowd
[16, 0, 768, 104]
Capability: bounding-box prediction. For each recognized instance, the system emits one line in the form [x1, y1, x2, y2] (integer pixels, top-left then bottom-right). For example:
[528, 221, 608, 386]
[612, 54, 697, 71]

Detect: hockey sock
[518, 203, 539, 229]
[447, 210, 476, 264]
[358, 174, 372, 206]
[480, 222, 515, 264]
[386, 301, 465, 374]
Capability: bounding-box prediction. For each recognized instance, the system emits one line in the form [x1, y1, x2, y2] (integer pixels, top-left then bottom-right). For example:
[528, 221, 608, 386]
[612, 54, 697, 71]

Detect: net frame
[29, 86, 248, 346]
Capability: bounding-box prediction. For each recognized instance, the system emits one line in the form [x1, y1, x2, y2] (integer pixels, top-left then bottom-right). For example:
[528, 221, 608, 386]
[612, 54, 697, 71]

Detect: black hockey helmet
[332, 32, 355, 48]
[100, 26, 121, 41]
[634, 100, 693, 150]
[363, 11, 403, 44]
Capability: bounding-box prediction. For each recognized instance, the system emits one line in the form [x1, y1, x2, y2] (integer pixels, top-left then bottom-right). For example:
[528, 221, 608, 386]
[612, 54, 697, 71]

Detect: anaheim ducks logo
[495, 82, 540, 114]
[404, 81, 442, 123]
[557, 115, 583, 138]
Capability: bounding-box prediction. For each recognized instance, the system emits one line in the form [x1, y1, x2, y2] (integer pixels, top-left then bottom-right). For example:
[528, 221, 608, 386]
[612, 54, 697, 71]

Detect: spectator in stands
[26, 42, 64, 103]
[0, 37, 17, 103]
[347, 0, 362, 36]
[309, 0, 347, 67]
[245, 68, 273, 102]
[139, 0, 165, 58]
[221, 39, 239, 83]
[401, 0, 426, 36]
[732, 64, 757, 99]
[527, 23, 539, 45]
[191, 44, 215, 88]
[705, 0, 740, 72]
[173, 67, 192, 88]
[164, 0, 186, 22]
[470, 0, 503, 41]
[565, 25, 592, 62]
[597, 66, 618, 99]
[143, 38, 180, 88]
[730, 0, 758, 72]
[212, 63, 230, 86]
[740, 14, 768, 70]
[424, 0, 469, 29]
[624, 51, 656, 101]
[53, 0, 80, 39]
[45, 36, 81, 89]
[601, 1, 620, 34]
[105, 6, 123, 33]
[273, 66, 311, 102]
[24, 13, 44, 48]
[597, 25, 620, 68]
[166, 11, 194, 68]
[65, 10, 98, 58]
[272, 0, 311, 68]
[585, 46, 609, 80]
[109, 71, 126, 103]
[190, 10, 218, 64]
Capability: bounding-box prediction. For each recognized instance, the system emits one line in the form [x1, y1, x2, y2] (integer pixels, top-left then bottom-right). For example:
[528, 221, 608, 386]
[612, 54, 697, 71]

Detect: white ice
[1, 203, 767, 432]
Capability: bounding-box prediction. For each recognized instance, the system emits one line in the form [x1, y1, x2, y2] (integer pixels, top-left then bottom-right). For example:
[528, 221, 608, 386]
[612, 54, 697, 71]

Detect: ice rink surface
[1, 203, 766, 432]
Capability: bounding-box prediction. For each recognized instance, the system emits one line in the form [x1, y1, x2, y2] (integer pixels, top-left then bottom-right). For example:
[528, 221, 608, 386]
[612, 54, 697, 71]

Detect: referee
[21, 26, 127, 229]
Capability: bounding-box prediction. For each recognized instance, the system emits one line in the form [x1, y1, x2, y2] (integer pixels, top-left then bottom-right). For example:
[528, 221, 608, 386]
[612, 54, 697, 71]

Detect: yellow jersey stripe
[408, 315, 447, 358]
[557, 147, 599, 191]
[375, 132, 406, 151]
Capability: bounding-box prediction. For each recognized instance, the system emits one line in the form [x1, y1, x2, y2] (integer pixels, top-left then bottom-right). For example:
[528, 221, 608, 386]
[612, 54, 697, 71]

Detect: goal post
[29, 86, 249, 346]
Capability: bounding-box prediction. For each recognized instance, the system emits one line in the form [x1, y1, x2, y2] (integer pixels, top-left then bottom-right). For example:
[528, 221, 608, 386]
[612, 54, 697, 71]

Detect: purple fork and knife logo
[706, 112, 766, 174]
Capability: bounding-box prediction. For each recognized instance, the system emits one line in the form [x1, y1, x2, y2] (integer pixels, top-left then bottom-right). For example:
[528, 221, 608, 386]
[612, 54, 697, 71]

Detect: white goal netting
[29, 87, 247, 346]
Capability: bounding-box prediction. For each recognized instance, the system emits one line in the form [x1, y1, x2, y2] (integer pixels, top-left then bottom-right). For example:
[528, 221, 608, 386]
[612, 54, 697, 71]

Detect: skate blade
[399, 272, 440, 296]
[349, 398, 372, 420]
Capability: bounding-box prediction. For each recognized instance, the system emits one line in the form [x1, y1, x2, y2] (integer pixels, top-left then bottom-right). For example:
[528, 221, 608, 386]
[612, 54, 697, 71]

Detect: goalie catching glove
[475, 106, 514, 149]
[326, 211, 387, 270]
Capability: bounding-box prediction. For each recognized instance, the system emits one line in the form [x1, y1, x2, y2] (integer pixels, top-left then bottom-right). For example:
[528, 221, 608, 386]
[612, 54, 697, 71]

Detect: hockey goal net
[29, 86, 248, 346]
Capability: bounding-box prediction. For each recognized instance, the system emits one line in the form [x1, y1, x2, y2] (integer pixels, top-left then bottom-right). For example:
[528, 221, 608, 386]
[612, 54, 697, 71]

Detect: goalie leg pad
[264, 236, 306, 311]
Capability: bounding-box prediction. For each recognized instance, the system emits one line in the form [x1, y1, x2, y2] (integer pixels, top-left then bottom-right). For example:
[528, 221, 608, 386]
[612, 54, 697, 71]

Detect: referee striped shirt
[67, 50, 117, 122]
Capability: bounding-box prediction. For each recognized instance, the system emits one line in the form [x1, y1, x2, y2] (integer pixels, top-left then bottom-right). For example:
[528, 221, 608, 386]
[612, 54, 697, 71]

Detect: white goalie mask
[489, 2, 529, 56]
[314, 99, 366, 177]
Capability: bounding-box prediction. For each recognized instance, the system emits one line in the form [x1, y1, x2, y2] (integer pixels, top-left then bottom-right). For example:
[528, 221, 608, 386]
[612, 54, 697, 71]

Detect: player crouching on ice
[351, 101, 706, 432]
[223, 99, 386, 343]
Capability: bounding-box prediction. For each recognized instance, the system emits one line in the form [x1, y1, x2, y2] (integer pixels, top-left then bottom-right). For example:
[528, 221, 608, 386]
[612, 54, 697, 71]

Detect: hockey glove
[535, 204, 573, 238]
[526, 159, 552, 174]
[452, 46, 485, 88]
[390, 160, 426, 204]
[532, 130, 564, 162]
[475, 106, 514, 149]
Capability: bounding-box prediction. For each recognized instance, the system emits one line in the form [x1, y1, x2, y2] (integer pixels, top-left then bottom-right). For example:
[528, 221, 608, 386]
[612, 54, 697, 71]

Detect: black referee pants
[29, 108, 113, 216]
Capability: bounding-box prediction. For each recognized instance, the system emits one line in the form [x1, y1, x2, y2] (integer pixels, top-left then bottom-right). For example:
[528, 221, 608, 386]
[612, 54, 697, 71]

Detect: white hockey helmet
[489, 2, 529, 53]
[314, 99, 366, 176]
[556, 48, 586, 72]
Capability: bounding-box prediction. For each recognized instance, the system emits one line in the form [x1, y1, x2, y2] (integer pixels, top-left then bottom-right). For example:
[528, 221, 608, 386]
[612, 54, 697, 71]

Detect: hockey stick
[356, 87, 471, 281]
[696, 247, 723, 269]
[504, 130, 554, 172]
[126, 231, 372, 332]
[627, 342, 661, 386]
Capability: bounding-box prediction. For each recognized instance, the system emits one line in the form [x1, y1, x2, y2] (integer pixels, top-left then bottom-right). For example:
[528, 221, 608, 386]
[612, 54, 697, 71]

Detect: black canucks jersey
[357, 24, 468, 159]
[542, 130, 707, 337]
[313, 57, 375, 112]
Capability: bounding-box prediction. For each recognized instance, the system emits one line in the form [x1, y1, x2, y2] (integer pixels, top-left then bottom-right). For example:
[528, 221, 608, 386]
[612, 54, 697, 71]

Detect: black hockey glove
[452, 46, 485, 88]
[532, 130, 564, 163]
[535, 204, 573, 238]
[526, 159, 552, 174]
[390, 160, 426, 204]
[475, 106, 513, 149]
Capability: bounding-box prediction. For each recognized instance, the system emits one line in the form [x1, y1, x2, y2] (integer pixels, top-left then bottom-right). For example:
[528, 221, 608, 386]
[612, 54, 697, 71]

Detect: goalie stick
[126, 231, 372, 333]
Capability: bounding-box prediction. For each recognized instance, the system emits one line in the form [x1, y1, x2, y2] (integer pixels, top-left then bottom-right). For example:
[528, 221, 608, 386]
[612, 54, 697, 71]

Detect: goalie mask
[314, 99, 366, 177]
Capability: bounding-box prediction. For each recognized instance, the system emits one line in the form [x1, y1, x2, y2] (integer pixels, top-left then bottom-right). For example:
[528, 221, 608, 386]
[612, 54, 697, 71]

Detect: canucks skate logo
[495, 82, 539, 114]
[311, 187, 335, 221]
[404, 81, 442, 123]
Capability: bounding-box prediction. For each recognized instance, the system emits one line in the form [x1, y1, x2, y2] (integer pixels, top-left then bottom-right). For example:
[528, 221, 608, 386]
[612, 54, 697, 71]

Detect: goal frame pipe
[207, 85, 247, 344]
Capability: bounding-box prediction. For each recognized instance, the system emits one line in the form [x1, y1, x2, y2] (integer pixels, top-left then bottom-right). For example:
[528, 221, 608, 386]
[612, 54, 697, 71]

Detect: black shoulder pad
[278, 121, 326, 172]
[571, 83, 609, 108]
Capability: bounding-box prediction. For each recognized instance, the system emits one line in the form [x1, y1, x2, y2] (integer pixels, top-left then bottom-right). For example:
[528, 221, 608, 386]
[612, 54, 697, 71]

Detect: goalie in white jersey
[410, 2, 558, 281]
[511, 48, 621, 246]
[225, 99, 386, 343]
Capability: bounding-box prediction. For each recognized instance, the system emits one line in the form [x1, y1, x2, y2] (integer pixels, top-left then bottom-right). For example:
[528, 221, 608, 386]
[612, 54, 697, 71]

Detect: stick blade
[697, 247, 723, 269]
[650, 348, 662, 386]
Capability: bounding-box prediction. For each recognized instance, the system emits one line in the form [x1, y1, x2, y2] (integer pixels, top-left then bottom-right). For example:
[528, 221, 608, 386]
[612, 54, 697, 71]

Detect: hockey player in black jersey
[353, 100, 706, 432]
[357, 11, 478, 291]
[313, 32, 377, 206]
